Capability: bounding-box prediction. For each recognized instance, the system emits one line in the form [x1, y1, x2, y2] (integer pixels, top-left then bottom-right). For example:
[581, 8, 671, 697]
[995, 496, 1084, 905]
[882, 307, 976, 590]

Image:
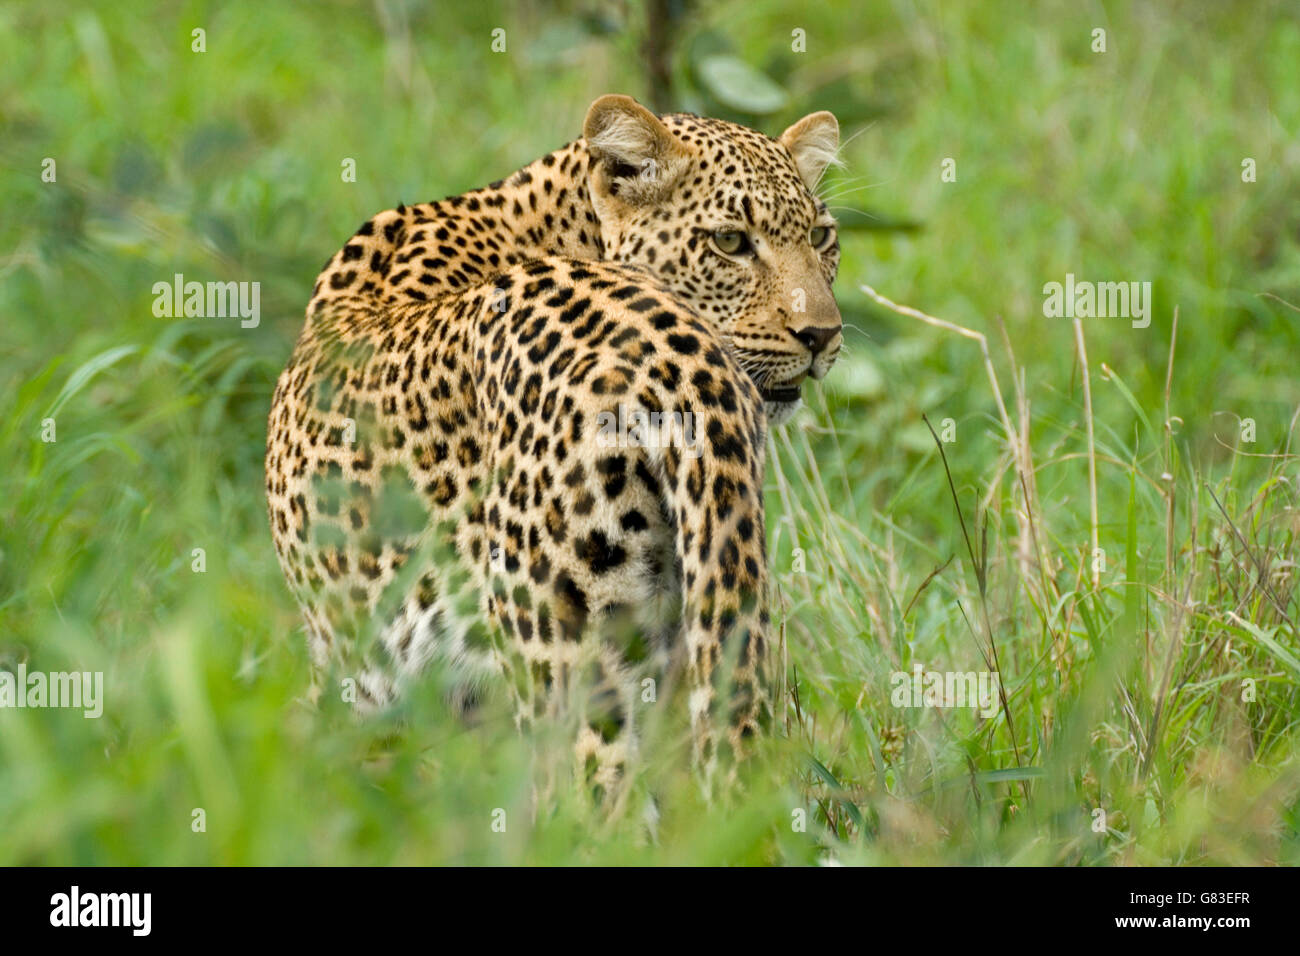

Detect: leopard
[265, 94, 843, 797]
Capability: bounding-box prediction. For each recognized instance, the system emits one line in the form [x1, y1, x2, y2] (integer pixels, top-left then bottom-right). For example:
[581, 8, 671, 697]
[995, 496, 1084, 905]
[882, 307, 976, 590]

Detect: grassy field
[2, 0, 1298, 864]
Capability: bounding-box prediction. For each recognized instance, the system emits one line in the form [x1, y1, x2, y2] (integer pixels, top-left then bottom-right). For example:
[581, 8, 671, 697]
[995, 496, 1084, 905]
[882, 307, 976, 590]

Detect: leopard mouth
[760, 384, 803, 403]
[759, 371, 808, 404]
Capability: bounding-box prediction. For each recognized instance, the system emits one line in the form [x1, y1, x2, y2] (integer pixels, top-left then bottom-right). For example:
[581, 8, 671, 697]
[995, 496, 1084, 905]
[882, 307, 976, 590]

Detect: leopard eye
[809, 225, 833, 248]
[712, 229, 751, 256]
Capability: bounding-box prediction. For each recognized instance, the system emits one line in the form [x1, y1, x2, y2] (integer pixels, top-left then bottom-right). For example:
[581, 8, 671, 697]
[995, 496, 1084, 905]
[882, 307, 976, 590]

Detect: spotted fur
[266, 95, 843, 793]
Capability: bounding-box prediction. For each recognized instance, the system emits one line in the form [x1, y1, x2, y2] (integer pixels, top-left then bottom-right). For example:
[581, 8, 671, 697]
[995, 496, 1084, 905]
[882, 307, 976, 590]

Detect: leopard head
[584, 94, 843, 425]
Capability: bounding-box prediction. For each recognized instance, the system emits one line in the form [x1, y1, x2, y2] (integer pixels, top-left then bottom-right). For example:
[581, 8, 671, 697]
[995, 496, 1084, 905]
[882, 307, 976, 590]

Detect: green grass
[1, 0, 1298, 864]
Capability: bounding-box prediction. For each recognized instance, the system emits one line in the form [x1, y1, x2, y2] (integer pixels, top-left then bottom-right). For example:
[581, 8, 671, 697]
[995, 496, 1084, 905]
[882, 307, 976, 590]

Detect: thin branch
[859, 283, 1015, 447]
[1071, 317, 1100, 591]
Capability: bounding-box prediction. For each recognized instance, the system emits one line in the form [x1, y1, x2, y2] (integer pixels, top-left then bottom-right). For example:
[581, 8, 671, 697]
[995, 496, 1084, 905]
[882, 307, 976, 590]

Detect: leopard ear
[584, 94, 689, 205]
[779, 111, 841, 191]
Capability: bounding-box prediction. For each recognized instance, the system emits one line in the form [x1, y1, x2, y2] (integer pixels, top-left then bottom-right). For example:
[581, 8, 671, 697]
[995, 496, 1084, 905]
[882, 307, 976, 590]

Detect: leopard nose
[791, 325, 840, 357]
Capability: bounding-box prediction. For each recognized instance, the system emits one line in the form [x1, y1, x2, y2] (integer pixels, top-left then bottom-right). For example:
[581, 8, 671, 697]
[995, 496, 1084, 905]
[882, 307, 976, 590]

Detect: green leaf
[696, 55, 788, 115]
[1124, 468, 1140, 634]
[975, 767, 1045, 784]
[831, 207, 924, 233]
[45, 344, 140, 419]
[1100, 363, 1158, 451]
[805, 755, 865, 828]
[1227, 615, 1300, 681]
